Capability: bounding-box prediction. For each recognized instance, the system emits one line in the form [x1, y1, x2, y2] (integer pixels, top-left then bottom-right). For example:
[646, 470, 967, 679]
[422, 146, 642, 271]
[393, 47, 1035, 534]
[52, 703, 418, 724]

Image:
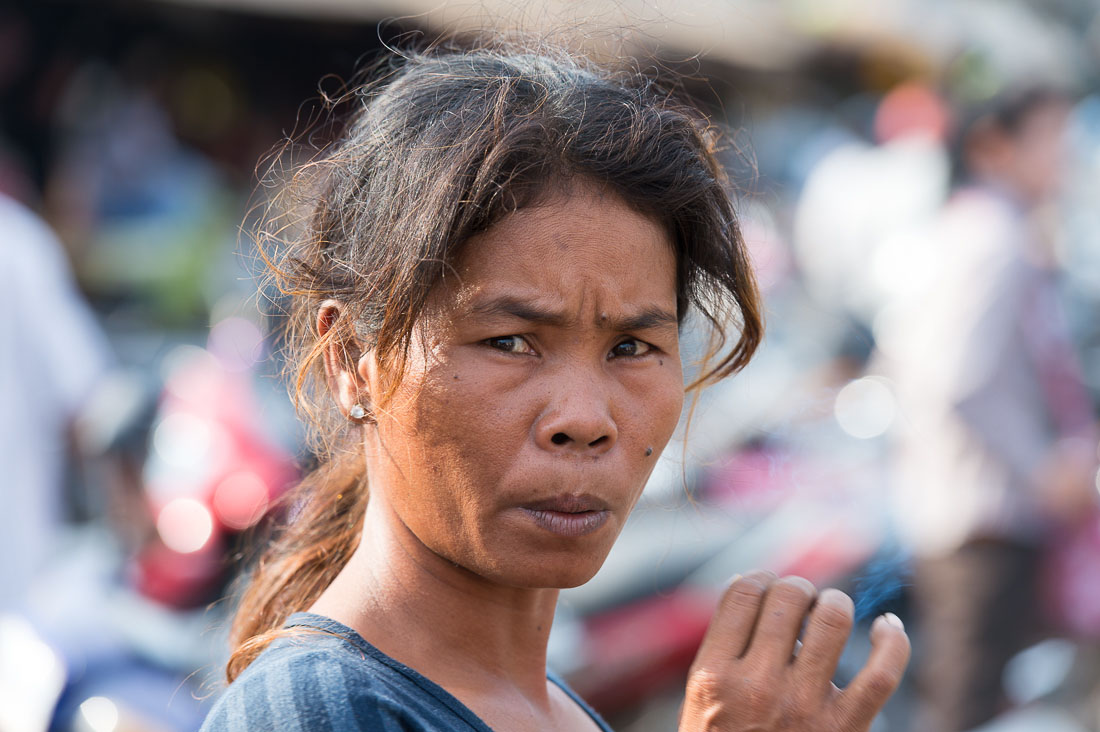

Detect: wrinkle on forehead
[461, 293, 677, 335]
[422, 179, 677, 330]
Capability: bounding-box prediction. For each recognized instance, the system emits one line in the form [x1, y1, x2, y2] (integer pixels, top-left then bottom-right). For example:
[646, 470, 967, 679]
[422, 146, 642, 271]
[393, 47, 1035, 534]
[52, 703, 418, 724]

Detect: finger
[694, 570, 776, 667]
[792, 589, 854, 692]
[837, 613, 911, 728]
[743, 575, 816, 669]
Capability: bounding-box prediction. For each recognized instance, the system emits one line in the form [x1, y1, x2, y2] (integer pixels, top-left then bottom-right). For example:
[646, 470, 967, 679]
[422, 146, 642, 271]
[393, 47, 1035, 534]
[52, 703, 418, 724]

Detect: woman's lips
[519, 494, 611, 537]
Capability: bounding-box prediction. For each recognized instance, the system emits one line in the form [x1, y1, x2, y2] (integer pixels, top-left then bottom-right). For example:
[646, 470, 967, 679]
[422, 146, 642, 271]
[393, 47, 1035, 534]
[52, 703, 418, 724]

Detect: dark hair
[982, 86, 1071, 136]
[227, 44, 763, 681]
[952, 84, 1072, 183]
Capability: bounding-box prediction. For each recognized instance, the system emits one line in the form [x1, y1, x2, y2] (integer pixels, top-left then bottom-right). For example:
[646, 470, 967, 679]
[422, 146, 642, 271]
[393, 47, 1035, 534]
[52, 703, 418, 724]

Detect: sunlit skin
[311, 181, 684, 731]
[310, 179, 911, 732]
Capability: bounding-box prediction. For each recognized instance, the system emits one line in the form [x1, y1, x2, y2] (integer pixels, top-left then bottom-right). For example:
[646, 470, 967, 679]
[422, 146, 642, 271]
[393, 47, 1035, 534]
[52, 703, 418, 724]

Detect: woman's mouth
[519, 494, 611, 537]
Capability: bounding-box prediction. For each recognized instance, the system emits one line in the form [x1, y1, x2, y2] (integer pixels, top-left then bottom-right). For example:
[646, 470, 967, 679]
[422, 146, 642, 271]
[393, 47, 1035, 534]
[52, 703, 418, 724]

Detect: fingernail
[880, 612, 904, 631]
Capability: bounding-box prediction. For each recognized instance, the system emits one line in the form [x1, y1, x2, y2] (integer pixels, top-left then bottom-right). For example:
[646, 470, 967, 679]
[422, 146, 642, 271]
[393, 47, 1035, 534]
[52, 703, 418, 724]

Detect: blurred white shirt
[0, 194, 111, 611]
[883, 187, 1065, 556]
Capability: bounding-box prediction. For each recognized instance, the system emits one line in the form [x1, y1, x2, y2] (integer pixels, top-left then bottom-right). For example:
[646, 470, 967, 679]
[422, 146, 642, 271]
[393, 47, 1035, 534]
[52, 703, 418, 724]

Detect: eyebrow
[467, 296, 678, 332]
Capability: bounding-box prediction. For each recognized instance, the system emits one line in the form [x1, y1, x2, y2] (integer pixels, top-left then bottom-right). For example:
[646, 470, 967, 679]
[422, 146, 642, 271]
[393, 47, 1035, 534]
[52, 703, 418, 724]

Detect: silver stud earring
[349, 404, 369, 421]
[645, 447, 653, 457]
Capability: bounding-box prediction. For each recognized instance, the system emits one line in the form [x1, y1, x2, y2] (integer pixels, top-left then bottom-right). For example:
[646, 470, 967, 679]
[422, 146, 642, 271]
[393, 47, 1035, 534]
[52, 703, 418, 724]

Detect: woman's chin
[511, 568, 601, 590]
[488, 551, 609, 590]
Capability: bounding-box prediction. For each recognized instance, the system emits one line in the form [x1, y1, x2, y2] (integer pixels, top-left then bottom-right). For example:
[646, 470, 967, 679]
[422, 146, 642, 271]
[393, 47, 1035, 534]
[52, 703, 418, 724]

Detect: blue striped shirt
[201, 612, 614, 731]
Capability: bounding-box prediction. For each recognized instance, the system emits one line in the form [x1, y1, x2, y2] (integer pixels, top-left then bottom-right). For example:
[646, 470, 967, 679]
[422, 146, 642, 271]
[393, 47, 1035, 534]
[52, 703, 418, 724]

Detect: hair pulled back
[227, 43, 763, 681]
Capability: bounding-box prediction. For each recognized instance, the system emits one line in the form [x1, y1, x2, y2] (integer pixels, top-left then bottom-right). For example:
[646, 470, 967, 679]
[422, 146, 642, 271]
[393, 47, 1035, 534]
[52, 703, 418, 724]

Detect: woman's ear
[318, 299, 372, 423]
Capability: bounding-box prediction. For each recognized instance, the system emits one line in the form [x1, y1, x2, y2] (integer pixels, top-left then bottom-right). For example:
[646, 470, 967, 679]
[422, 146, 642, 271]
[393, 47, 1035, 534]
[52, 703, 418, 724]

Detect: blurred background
[4, 0, 1100, 730]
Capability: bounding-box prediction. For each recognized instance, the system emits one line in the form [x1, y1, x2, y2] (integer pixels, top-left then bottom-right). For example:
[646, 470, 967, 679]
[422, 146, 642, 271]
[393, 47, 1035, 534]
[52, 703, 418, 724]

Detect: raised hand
[679, 571, 910, 731]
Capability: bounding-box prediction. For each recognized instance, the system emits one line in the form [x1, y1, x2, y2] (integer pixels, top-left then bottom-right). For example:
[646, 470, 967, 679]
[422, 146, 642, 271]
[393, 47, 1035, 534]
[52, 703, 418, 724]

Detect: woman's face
[359, 183, 684, 589]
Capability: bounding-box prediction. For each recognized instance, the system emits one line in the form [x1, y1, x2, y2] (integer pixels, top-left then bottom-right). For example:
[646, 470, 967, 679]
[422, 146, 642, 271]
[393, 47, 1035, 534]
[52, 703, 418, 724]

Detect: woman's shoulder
[200, 613, 492, 732]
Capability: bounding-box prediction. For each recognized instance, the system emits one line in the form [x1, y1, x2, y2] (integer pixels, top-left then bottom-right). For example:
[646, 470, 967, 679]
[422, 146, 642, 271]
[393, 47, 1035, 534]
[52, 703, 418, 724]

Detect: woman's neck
[308, 492, 561, 707]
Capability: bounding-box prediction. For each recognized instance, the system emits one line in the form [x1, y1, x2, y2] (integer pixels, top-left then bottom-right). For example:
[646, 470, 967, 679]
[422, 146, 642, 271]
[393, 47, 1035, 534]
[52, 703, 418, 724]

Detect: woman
[203, 46, 910, 731]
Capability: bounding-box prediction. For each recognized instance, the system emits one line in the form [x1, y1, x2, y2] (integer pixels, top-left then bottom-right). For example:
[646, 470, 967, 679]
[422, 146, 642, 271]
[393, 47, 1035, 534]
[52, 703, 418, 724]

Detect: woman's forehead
[440, 187, 677, 315]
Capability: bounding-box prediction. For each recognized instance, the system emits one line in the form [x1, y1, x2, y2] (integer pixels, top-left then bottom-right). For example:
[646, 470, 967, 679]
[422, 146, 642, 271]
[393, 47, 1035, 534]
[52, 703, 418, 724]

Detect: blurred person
[43, 60, 236, 326]
[884, 87, 1098, 731]
[792, 85, 951, 330]
[0, 192, 113, 611]
[201, 45, 911, 732]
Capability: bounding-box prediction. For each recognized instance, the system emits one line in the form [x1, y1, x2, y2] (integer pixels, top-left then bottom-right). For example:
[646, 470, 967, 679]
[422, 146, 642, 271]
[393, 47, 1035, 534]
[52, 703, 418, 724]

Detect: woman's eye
[485, 335, 535, 354]
[610, 339, 652, 358]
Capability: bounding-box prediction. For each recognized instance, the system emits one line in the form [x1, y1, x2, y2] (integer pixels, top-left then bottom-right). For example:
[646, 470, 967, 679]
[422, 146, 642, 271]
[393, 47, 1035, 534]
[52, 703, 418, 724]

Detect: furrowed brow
[467, 296, 677, 333]
[468, 296, 571, 327]
[606, 307, 679, 333]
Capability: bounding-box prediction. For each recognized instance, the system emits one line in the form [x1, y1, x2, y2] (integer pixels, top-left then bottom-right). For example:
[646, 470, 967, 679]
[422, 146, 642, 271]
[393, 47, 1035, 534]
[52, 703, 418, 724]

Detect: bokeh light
[213, 471, 270, 530]
[152, 412, 212, 470]
[834, 377, 897, 439]
[156, 498, 215, 554]
[208, 316, 264, 372]
[78, 697, 119, 732]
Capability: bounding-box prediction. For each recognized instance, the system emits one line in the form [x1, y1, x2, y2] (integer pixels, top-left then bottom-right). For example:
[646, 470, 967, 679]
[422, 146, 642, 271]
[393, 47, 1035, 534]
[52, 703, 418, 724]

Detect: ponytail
[225, 451, 367, 681]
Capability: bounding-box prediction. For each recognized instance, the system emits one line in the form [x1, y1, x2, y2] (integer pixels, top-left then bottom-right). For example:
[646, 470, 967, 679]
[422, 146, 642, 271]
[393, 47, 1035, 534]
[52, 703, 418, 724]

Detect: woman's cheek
[404, 365, 523, 484]
[631, 362, 684, 444]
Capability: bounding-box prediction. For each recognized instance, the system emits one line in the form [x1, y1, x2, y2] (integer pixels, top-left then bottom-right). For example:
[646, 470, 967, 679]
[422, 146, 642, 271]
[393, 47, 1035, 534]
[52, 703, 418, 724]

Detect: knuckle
[772, 576, 816, 605]
[689, 704, 731, 729]
[686, 665, 725, 702]
[818, 587, 854, 613]
[863, 668, 901, 699]
[721, 577, 765, 610]
[780, 701, 813, 728]
[737, 676, 778, 715]
[813, 599, 854, 635]
[742, 569, 778, 586]
[827, 711, 863, 732]
[683, 700, 733, 730]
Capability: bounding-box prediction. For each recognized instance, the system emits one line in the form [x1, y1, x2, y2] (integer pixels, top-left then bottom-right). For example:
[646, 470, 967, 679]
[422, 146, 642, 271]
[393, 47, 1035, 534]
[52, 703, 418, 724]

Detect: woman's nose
[534, 382, 617, 455]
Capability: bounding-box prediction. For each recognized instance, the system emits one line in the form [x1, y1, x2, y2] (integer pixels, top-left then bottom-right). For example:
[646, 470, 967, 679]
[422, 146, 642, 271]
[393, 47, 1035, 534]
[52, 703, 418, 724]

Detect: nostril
[551, 433, 569, 445]
[588, 436, 608, 447]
